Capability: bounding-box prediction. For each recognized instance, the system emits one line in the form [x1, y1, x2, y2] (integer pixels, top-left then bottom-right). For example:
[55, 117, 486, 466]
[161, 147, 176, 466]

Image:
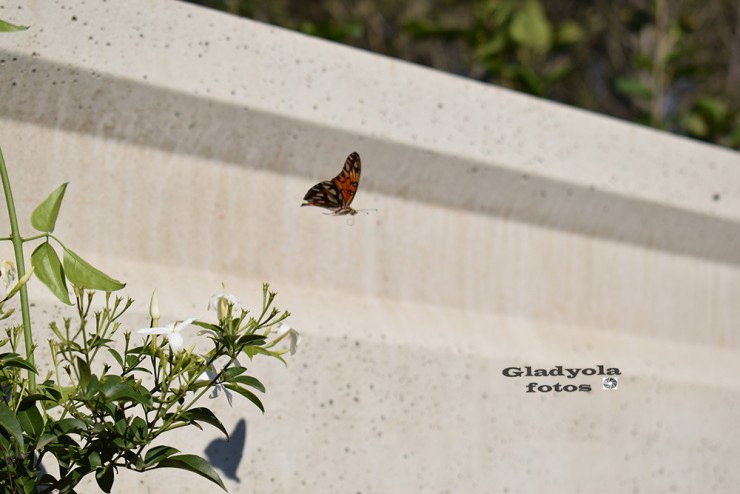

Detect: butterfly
[302, 152, 362, 216]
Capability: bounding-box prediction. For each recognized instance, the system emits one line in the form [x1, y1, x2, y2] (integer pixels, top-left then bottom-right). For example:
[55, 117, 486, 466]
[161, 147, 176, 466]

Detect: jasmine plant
[0, 146, 299, 493]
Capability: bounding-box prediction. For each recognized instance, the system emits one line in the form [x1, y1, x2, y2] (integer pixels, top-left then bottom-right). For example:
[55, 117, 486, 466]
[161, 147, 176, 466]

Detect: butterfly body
[302, 152, 361, 216]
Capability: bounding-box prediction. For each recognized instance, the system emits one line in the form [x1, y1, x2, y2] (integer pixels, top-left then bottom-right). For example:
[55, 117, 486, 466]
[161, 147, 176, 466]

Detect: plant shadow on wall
[0, 143, 300, 491]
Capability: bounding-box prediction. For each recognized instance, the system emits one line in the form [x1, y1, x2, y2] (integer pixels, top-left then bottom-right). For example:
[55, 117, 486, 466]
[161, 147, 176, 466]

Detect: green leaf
[184, 407, 229, 438]
[114, 417, 128, 437]
[131, 416, 148, 442]
[144, 445, 180, 466]
[155, 454, 226, 491]
[722, 126, 740, 148]
[31, 183, 68, 233]
[236, 334, 267, 347]
[18, 393, 54, 409]
[77, 356, 91, 389]
[49, 418, 88, 434]
[95, 465, 114, 493]
[403, 19, 464, 39]
[19, 477, 39, 494]
[34, 385, 63, 403]
[86, 450, 102, 470]
[0, 352, 37, 373]
[230, 375, 266, 393]
[192, 321, 221, 333]
[31, 242, 72, 305]
[615, 77, 653, 99]
[509, 0, 552, 52]
[101, 376, 152, 406]
[224, 384, 265, 412]
[514, 65, 547, 96]
[681, 113, 708, 137]
[242, 345, 286, 365]
[38, 474, 59, 489]
[221, 366, 247, 380]
[555, 20, 583, 45]
[0, 402, 24, 449]
[108, 348, 124, 368]
[55, 467, 91, 493]
[473, 35, 508, 61]
[695, 96, 727, 127]
[17, 403, 44, 440]
[0, 19, 28, 32]
[63, 247, 125, 292]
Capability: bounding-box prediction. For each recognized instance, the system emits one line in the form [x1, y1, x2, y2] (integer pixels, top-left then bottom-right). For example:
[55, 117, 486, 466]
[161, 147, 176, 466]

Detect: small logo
[602, 377, 618, 390]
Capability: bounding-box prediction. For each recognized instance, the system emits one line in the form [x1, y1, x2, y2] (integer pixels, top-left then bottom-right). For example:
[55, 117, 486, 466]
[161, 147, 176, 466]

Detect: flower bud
[149, 289, 160, 326]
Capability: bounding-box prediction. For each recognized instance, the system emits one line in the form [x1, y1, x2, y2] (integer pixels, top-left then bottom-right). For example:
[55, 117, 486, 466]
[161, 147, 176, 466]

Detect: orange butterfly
[301, 152, 362, 216]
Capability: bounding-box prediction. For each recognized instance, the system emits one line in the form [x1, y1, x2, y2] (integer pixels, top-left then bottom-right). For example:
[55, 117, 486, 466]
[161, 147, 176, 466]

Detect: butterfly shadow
[204, 418, 248, 483]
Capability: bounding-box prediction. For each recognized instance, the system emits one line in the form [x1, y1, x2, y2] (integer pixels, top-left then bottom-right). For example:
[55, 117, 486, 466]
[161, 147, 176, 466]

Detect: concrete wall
[1, 0, 739, 492]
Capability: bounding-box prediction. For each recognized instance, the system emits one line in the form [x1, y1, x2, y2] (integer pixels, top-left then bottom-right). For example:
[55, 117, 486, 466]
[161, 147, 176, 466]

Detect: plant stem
[0, 146, 35, 389]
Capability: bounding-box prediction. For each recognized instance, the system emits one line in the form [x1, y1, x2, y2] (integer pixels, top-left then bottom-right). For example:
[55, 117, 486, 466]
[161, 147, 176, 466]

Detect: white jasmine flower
[0, 260, 16, 291]
[273, 322, 301, 355]
[137, 318, 195, 352]
[208, 293, 240, 320]
[197, 366, 233, 406]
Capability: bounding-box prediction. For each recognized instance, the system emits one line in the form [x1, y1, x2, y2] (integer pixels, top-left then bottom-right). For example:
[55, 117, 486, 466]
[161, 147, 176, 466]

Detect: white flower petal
[0, 260, 16, 290]
[167, 332, 184, 352]
[274, 323, 300, 355]
[139, 319, 195, 352]
[289, 331, 301, 355]
[208, 293, 239, 309]
[172, 318, 195, 333]
[137, 326, 170, 335]
[274, 322, 291, 336]
[209, 293, 241, 320]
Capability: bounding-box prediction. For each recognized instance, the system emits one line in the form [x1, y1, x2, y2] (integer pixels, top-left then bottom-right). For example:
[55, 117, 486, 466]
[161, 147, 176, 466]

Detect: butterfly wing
[302, 152, 361, 212]
[331, 152, 361, 209]
[302, 180, 345, 210]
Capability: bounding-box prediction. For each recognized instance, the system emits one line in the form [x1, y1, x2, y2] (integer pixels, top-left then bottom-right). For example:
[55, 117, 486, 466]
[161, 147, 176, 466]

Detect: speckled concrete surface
[1, 1, 739, 493]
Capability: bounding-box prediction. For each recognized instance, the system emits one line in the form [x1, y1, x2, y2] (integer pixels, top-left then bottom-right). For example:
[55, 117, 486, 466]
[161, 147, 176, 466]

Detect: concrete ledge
[1, 0, 739, 492]
[3, 51, 740, 268]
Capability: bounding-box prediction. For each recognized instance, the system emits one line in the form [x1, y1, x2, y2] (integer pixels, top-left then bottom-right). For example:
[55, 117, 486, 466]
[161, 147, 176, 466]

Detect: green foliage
[0, 19, 28, 32]
[681, 96, 740, 148]
[0, 284, 293, 493]
[299, 20, 364, 41]
[154, 454, 226, 490]
[0, 148, 299, 492]
[30, 183, 68, 233]
[508, 0, 552, 53]
[62, 247, 126, 292]
[406, 0, 583, 97]
[28, 183, 124, 304]
[31, 242, 71, 305]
